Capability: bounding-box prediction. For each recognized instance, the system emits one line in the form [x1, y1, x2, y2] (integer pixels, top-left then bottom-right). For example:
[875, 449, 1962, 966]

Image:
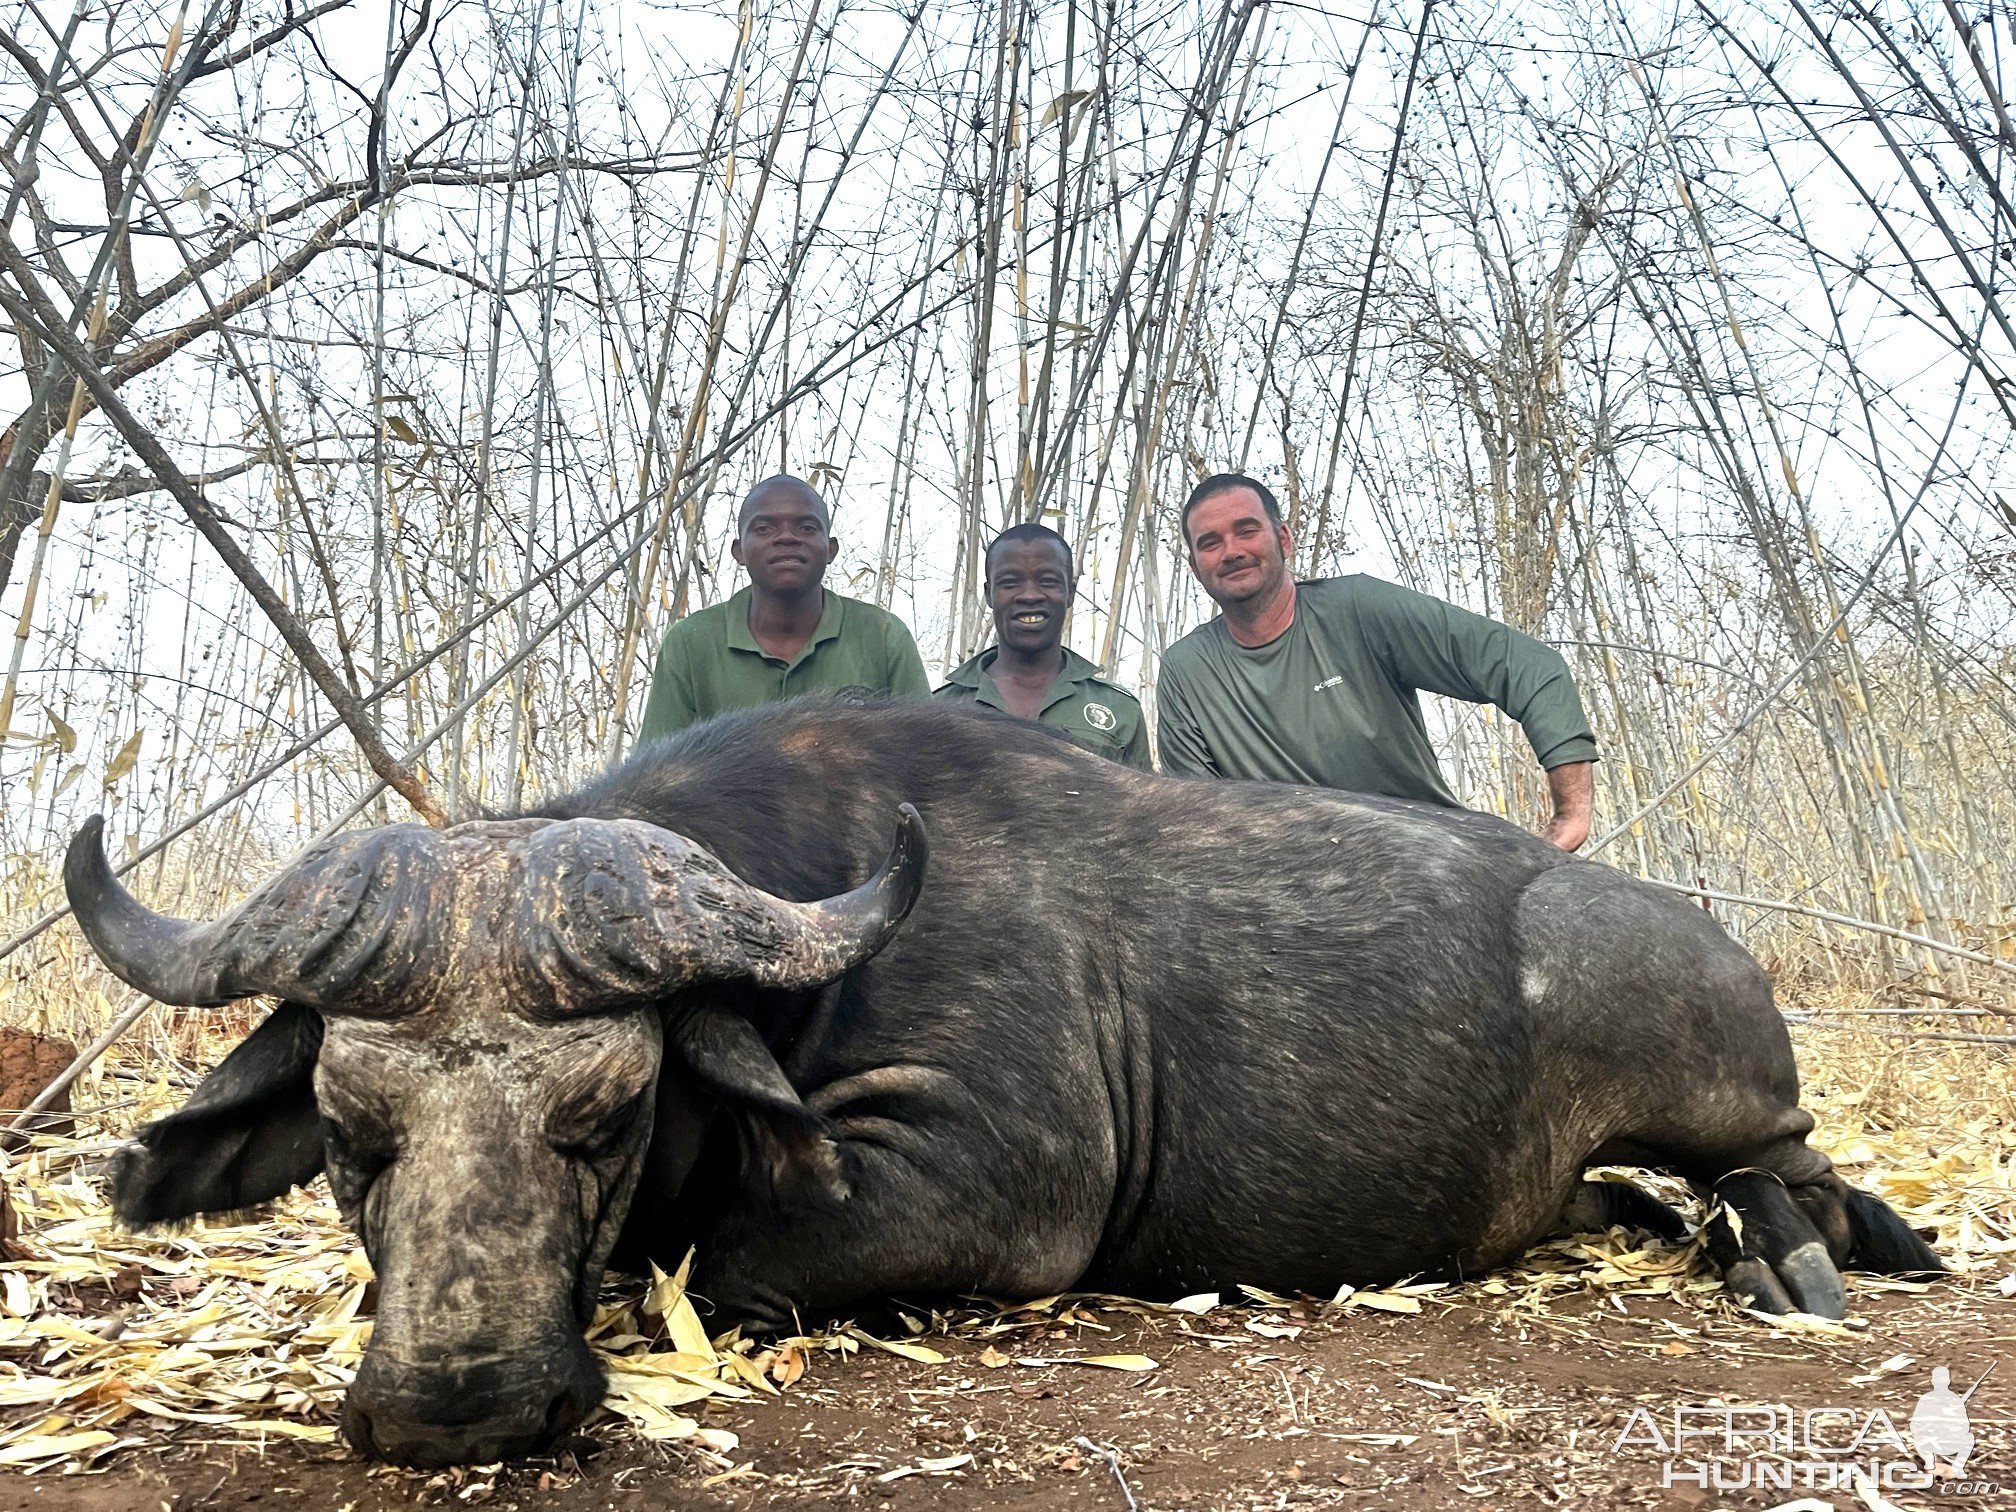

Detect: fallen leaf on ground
[1346, 1291, 1422, 1314]
[876, 1451, 973, 1481]
[846, 1328, 946, 1364]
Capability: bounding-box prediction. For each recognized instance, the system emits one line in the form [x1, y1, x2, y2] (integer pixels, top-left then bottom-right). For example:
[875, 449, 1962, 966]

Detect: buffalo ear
[666, 1003, 847, 1208]
[111, 1001, 327, 1226]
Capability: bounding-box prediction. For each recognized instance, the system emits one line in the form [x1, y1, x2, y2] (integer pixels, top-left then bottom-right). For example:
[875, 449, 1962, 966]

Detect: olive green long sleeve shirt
[636, 586, 931, 746]
[1156, 575, 1598, 803]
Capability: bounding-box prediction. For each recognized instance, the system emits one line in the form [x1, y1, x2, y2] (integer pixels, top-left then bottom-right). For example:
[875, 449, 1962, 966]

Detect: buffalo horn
[64, 816, 408, 1009]
[64, 816, 244, 1006]
[745, 802, 930, 986]
[523, 804, 928, 1010]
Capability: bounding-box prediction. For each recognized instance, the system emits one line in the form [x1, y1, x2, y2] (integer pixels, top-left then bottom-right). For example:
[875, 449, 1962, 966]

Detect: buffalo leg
[688, 1065, 1100, 1332]
[1553, 1178, 1688, 1241]
[1659, 1144, 1941, 1314]
[1701, 1169, 1847, 1318]
[1515, 860, 1940, 1315]
[692, 1137, 1082, 1331]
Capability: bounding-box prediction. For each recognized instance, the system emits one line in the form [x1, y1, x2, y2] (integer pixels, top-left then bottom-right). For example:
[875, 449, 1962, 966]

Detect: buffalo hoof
[1554, 1177, 1688, 1241]
[694, 1274, 801, 1335]
[1703, 1171, 1848, 1320]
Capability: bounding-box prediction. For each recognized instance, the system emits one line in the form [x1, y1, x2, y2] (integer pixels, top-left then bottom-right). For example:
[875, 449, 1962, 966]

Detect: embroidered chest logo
[1314, 674, 1346, 693]
[1083, 701, 1118, 732]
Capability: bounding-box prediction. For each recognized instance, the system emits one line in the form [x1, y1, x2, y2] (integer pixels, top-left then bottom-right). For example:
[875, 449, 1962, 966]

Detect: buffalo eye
[550, 1089, 648, 1161]
[321, 1116, 397, 1215]
[324, 1116, 396, 1174]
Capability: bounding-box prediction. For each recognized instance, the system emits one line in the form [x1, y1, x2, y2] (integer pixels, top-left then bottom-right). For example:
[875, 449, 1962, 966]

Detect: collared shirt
[636, 585, 931, 745]
[935, 646, 1153, 769]
[1156, 574, 1598, 803]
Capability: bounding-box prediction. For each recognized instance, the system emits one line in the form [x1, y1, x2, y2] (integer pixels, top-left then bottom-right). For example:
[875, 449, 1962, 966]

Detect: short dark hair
[739, 474, 831, 531]
[1180, 473, 1280, 542]
[984, 522, 1073, 579]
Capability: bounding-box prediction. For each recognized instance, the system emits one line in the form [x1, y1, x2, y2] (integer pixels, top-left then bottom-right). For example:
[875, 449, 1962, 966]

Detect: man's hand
[1539, 761, 1595, 851]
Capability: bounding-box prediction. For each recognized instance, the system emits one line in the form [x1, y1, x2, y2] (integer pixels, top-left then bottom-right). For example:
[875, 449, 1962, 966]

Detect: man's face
[1185, 488, 1291, 609]
[986, 539, 1074, 657]
[732, 486, 837, 593]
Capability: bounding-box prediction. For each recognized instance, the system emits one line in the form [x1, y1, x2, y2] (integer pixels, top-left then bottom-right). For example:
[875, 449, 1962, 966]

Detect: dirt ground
[4, 1280, 2009, 1512]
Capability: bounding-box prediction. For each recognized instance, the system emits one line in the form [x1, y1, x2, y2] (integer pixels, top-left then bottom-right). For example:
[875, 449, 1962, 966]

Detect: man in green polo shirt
[1158, 472, 1598, 849]
[635, 474, 931, 744]
[935, 523, 1151, 769]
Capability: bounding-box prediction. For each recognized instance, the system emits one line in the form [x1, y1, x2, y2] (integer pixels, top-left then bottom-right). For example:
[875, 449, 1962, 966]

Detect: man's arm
[1355, 577, 1599, 840]
[883, 615, 932, 699]
[1117, 704, 1155, 771]
[1540, 760, 1594, 851]
[634, 632, 701, 747]
[1154, 662, 1220, 777]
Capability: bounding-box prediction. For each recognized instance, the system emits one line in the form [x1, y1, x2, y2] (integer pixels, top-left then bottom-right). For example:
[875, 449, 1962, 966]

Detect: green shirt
[636, 585, 931, 745]
[935, 647, 1153, 769]
[1156, 575, 1598, 803]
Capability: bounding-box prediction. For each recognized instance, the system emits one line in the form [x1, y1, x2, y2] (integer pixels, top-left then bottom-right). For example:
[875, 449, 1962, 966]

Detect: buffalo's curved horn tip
[64, 814, 233, 1007]
[789, 803, 929, 977]
[866, 802, 929, 935]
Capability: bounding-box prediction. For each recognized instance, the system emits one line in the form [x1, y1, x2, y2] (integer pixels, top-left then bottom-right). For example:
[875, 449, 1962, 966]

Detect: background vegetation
[2, 0, 2012, 1038]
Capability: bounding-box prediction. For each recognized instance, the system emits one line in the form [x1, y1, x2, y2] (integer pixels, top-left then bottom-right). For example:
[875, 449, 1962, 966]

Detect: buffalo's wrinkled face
[63, 807, 924, 1467]
[316, 999, 663, 1463]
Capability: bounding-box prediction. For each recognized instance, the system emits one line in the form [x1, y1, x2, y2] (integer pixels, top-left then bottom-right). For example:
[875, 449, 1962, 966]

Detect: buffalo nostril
[540, 1385, 581, 1443]
[341, 1341, 603, 1465]
[340, 1399, 383, 1460]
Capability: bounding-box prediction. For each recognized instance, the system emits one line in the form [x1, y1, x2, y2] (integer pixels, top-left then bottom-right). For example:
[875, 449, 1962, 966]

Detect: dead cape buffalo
[66, 699, 1938, 1466]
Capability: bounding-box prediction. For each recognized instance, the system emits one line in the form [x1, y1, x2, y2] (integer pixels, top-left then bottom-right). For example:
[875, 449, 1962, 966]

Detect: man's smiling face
[1185, 486, 1291, 610]
[986, 537, 1074, 658]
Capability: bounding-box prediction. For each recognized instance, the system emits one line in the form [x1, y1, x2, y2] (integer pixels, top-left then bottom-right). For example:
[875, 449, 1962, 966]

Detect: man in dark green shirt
[1159, 473, 1598, 849]
[635, 475, 931, 744]
[936, 523, 1151, 768]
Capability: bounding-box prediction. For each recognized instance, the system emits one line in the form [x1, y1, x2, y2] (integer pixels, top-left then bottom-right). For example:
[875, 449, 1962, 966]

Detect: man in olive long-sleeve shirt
[635, 475, 930, 745]
[1159, 473, 1598, 849]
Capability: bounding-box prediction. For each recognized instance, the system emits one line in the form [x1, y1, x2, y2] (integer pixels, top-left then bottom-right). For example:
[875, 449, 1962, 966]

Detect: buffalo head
[63, 807, 925, 1466]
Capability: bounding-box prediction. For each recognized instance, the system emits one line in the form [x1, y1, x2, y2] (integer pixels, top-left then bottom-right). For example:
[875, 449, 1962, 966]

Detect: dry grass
[0, 985, 2008, 1478]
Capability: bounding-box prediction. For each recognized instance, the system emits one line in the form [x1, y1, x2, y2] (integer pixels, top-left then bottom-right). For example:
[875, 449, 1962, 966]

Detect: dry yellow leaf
[768, 1344, 806, 1386]
[846, 1328, 946, 1364]
[643, 1260, 715, 1359]
[877, 1451, 973, 1482]
[602, 1372, 716, 1412]
[1245, 1319, 1302, 1339]
[0, 1429, 116, 1464]
[0, 1273, 33, 1318]
[224, 1420, 339, 1442]
[1348, 1292, 1422, 1314]
[102, 730, 143, 787]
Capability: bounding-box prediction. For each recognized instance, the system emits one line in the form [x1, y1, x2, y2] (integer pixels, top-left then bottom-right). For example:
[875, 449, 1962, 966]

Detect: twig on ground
[1072, 1436, 1140, 1511]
